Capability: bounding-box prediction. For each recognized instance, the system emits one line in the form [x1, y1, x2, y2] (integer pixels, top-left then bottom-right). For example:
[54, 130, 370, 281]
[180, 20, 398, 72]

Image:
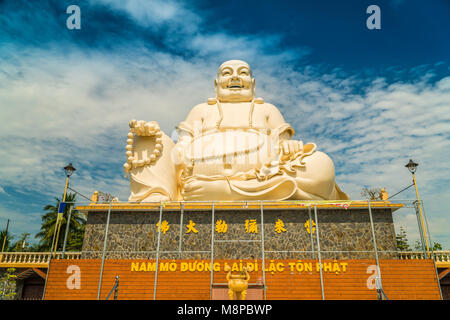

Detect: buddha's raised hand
[129, 119, 160, 136]
[124, 120, 164, 177]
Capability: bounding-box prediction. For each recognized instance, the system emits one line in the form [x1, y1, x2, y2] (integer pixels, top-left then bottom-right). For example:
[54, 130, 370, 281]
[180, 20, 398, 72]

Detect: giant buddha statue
[124, 60, 349, 202]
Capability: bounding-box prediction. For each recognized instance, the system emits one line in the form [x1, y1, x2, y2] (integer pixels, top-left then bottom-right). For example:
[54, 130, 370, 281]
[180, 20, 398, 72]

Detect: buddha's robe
[176, 101, 349, 201]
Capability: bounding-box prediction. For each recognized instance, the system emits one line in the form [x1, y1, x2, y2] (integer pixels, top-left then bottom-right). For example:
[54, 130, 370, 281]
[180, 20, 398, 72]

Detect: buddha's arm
[264, 103, 294, 136]
[173, 131, 192, 170]
[264, 104, 303, 159]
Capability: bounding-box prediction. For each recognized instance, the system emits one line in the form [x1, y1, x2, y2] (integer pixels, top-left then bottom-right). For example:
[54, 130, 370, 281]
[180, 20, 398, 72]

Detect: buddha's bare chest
[201, 104, 268, 128]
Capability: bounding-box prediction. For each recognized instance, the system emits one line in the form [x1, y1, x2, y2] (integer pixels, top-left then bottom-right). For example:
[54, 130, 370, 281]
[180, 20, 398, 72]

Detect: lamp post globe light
[405, 159, 418, 174]
[405, 159, 430, 255]
[63, 163, 76, 202]
[64, 162, 76, 176]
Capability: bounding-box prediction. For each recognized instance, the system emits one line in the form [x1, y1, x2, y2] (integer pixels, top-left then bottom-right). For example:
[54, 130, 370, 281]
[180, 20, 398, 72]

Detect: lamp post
[63, 163, 76, 202]
[405, 159, 430, 255]
[51, 163, 76, 256]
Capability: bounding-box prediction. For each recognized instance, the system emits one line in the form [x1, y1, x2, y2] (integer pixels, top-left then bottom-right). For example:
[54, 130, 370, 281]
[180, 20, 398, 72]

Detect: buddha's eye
[222, 70, 232, 76]
[240, 71, 249, 75]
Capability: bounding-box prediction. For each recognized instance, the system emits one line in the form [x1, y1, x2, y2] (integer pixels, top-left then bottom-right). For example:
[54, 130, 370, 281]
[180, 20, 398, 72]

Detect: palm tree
[12, 233, 30, 251]
[35, 192, 86, 251]
[0, 229, 13, 252]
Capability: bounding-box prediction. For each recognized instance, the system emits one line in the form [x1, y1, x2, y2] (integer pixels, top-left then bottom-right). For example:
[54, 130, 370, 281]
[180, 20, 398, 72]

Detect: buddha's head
[215, 60, 255, 102]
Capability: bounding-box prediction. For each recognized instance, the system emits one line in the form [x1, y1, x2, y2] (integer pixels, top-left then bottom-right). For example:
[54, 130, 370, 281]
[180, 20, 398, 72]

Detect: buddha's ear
[252, 78, 256, 96]
[214, 79, 218, 96]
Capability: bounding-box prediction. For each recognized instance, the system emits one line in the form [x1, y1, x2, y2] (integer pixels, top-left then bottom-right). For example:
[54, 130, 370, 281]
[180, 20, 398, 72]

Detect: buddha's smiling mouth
[226, 79, 244, 89]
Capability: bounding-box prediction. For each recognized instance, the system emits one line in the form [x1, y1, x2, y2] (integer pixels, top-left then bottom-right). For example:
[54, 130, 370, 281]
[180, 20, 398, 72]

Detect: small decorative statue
[380, 188, 389, 200]
[225, 265, 250, 300]
[90, 191, 99, 204]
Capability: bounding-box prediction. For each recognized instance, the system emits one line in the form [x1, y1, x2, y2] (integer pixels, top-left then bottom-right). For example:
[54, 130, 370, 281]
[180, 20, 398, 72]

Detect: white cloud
[92, 0, 201, 33]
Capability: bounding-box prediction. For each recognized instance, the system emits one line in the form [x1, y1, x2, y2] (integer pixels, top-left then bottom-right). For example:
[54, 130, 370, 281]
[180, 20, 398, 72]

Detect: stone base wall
[82, 208, 397, 260]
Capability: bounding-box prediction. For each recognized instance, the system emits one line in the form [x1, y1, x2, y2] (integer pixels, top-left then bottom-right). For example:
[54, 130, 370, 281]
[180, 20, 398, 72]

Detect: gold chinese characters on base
[225, 265, 250, 300]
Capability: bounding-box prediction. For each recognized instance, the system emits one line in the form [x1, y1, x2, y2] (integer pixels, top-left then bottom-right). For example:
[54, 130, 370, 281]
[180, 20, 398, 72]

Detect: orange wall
[44, 259, 441, 300]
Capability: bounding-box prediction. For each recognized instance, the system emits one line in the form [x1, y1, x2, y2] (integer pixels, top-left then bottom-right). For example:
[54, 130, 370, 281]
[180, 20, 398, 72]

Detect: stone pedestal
[77, 201, 402, 260]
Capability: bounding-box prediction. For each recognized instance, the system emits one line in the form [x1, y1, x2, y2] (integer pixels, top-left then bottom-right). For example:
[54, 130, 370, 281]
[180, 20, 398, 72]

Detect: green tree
[414, 239, 423, 251]
[67, 223, 85, 251]
[0, 268, 17, 300]
[0, 229, 13, 252]
[360, 187, 382, 200]
[12, 233, 30, 252]
[414, 240, 443, 251]
[27, 241, 48, 252]
[35, 192, 86, 251]
[432, 242, 443, 251]
[396, 226, 410, 251]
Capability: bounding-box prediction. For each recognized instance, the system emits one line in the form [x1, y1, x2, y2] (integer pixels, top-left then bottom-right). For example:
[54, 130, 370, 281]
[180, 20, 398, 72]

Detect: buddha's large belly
[186, 131, 276, 177]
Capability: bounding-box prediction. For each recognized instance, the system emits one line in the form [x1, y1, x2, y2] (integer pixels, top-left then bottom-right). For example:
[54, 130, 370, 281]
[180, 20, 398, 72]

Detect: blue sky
[0, 0, 449, 248]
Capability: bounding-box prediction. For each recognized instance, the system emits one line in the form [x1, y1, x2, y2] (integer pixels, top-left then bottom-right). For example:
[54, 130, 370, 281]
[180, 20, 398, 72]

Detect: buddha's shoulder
[257, 101, 283, 114]
[259, 101, 278, 109]
[185, 102, 210, 118]
[192, 102, 210, 110]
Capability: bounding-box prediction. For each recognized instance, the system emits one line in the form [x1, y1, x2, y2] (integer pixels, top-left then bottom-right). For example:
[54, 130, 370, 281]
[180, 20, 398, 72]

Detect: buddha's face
[215, 60, 255, 102]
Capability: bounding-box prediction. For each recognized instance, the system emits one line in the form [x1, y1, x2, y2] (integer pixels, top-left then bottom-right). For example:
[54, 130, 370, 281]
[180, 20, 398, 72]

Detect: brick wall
[44, 259, 441, 300]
